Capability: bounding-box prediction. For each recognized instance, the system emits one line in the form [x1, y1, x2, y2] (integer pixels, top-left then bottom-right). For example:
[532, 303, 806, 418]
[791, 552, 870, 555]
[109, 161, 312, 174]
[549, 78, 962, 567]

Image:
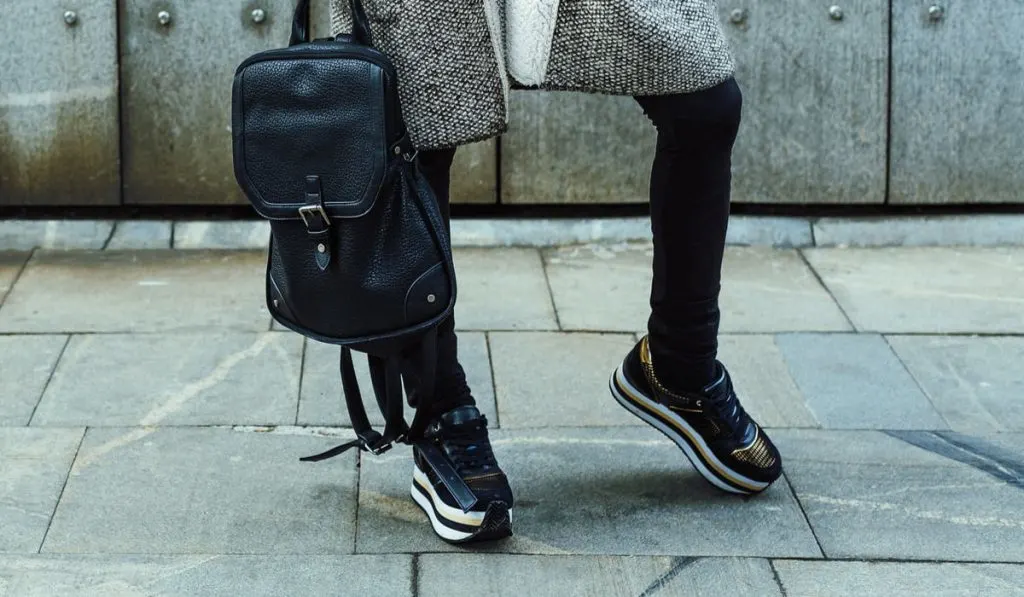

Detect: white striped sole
[610, 364, 769, 495]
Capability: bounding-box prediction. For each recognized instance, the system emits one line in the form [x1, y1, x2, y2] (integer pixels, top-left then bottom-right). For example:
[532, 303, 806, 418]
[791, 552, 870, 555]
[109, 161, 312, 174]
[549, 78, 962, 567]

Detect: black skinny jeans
[418, 77, 743, 411]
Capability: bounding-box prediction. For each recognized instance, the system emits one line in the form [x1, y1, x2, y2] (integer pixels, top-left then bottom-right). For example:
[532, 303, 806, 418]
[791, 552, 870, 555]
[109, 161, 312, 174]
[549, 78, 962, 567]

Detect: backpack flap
[231, 41, 408, 224]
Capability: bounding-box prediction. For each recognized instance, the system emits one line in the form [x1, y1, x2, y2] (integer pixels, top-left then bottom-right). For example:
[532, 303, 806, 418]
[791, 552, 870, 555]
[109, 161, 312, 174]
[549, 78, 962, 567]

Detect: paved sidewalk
[1, 243, 1024, 596]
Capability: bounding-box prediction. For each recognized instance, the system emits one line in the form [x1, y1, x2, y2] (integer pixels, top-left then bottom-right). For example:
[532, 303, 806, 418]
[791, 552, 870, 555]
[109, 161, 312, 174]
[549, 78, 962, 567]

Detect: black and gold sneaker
[609, 336, 782, 494]
[411, 405, 514, 543]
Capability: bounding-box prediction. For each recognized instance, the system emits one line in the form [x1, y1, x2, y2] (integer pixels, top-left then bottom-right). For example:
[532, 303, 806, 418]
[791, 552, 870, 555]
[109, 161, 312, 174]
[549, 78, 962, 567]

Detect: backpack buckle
[298, 204, 330, 231]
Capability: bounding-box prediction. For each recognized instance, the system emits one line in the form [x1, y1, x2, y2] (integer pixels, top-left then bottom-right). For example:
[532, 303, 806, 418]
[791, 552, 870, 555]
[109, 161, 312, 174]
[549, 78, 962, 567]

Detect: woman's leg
[413, 147, 476, 413]
[633, 78, 743, 392]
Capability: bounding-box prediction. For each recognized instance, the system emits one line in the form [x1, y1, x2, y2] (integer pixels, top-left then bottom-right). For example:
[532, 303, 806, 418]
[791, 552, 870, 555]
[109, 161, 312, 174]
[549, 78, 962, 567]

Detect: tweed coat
[330, 0, 735, 150]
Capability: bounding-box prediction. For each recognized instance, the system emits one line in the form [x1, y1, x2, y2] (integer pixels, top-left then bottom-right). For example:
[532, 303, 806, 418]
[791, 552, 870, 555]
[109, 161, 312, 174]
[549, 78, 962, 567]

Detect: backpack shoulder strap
[299, 347, 407, 461]
[300, 327, 439, 462]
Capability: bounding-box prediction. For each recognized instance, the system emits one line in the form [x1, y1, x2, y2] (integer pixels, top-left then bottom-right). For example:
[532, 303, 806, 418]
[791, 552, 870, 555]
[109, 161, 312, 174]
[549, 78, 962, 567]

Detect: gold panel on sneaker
[609, 336, 782, 495]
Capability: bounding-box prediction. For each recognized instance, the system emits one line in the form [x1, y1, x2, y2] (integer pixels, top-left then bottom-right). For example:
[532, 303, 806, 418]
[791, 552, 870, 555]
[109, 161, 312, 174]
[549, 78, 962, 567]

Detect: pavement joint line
[882, 335, 954, 430]
[26, 334, 72, 426]
[410, 553, 419, 597]
[636, 556, 697, 597]
[294, 339, 308, 426]
[796, 248, 858, 332]
[99, 223, 116, 250]
[0, 249, 33, 312]
[36, 427, 86, 554]
[537, 247, 564, 332]
[484, 332, 501, 429]
[781, 469, 827, 560]
[769, 559, 790, 597]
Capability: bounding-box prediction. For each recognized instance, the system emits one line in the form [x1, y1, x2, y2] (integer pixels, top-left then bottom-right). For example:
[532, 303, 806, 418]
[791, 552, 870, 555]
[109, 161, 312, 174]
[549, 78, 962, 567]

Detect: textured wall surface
[0, 0, 120, 206]
[1, 1, 1021, 207]
[119, 0, 297, 204]
[890, 0, 1024, 204]
[502, 91, 656, 204]
[720, 0, 889, 204]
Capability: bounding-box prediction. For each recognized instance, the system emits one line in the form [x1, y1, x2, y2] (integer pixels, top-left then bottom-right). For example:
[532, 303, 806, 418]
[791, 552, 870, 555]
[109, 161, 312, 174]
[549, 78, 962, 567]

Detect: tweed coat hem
[331, 0, 735, 150]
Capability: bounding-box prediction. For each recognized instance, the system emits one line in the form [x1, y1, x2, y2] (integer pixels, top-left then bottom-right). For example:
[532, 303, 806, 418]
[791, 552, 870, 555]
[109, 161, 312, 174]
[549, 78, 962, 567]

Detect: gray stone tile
[0, 221, 113, 251]
[449, 216, 811, 248]
[543, 243, 652, 332]
[888, 335, 1024, 433]
[777, 429, 1024, 561]
[0, 428, 84, 553]
[489, 332, 638, 428]
[0, 251, 269, 333]
[452, 248, 558, 331]
[774, 560, 1024, 597]
[172, 221, 270, 249]
[775, 334, 947, 430]
[717, 335, 818, 429]
[419, 555, 781, 597]
[0, 554, 412, 597]
[32, 333, 301, 427]
[43, 427, 358, 554]
[298, 333, 497, 427]
[719, 248, 851, 333]
[804, 247, 1024, 333]
[726, 216, 814, 248]
[0, 252, 30, 304]
[451, 218, 653, 248]
[356, 427, 821, 557]
[105, 221, 172, 250]
[0, 335, 67, 426]
[544, 245, 850, 333]
[814, 215, 1024, 248]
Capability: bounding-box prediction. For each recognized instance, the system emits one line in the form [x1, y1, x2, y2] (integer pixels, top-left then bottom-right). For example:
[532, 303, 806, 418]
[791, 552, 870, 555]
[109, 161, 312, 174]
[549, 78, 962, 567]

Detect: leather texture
[233, 0, 455, 460]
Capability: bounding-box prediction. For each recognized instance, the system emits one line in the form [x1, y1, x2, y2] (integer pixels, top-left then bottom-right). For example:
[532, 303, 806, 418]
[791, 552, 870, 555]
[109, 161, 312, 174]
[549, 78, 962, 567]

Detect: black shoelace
[441, 420, 499, 477]
[706, 378, 750, 441]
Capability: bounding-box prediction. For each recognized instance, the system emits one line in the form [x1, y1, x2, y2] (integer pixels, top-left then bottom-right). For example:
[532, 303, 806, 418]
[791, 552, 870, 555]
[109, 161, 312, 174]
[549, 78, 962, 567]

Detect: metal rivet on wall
[828, 5, 844, 20]
[729, 8, 747, 25]
[63, 10, 78, 26]
[252, 9, 267, 24]
[928, 5, 945, 21]
[157, 10, 172, 26]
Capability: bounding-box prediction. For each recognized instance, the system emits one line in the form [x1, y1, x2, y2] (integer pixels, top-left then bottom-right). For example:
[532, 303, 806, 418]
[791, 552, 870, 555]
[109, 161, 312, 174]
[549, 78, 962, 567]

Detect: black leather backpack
[231, 0, 454, 459]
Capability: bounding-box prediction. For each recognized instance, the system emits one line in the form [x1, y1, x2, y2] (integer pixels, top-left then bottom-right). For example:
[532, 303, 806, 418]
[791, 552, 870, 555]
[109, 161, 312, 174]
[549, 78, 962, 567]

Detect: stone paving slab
[356, 427, 821, 557]
[42, 427, 358, 554]
[450, 215, 812, 248]
[774, 334, 947, 430]
[813, 215, 1024, 248]
[173, 222, 270, 250]
[0, 335, 66, 426]
[0, 428, 83, 553]
[105, 221, 172, 250]
[0, 251, 269, 333]
[489, 332, 638, 428]
[451, 248, 558, 331]
[0, 555, 412, 597]
[0, 221, 113, 251]
[717, 335, 819, 429]
[887, 335, 1024, 434]
[31, 333, 302, 427]
[544, 244, 850, 333]
[776, 429, 1024, 561]
[0, 252, 29, 305]
[804, 247, 1024, 333]
[773, 560, 1024, 597]
[418, 555, 781, 597]
[299, 333, 497, 427]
